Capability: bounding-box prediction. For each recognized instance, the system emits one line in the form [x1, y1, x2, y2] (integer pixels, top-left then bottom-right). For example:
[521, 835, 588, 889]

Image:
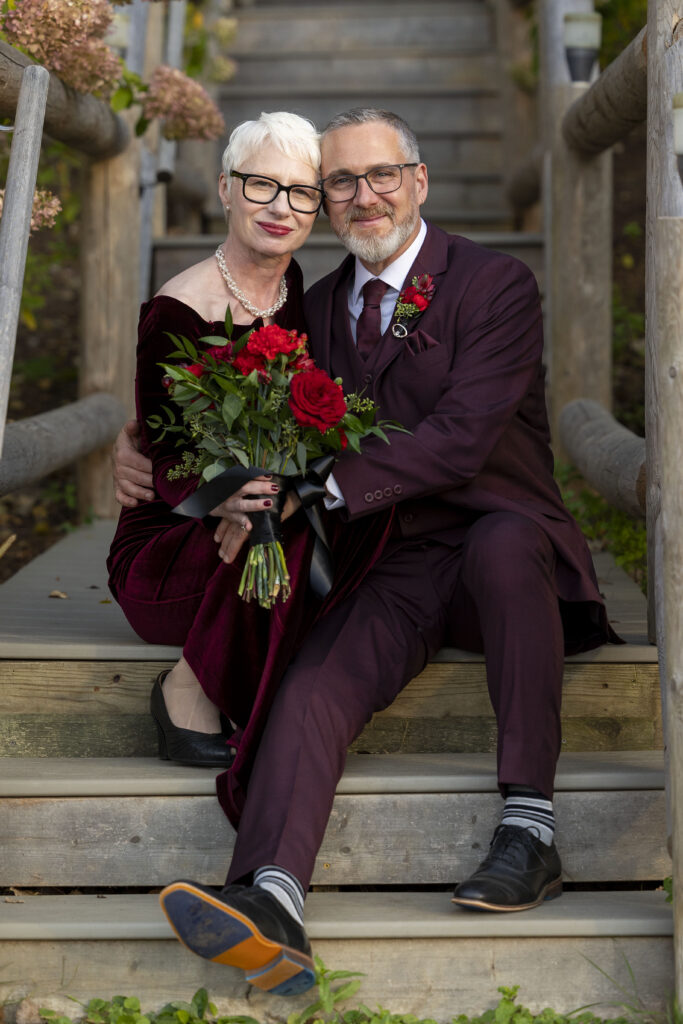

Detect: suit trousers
[226, 510, 565, 890]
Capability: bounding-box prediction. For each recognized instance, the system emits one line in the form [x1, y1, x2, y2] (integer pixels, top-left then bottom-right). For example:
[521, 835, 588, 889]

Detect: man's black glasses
[321, 163, 419, 203]
[230, 171, 323, 213]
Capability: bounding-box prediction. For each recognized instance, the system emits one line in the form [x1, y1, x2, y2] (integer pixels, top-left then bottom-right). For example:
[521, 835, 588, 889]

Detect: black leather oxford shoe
[160, 881, 315, 996]
[452, 824, 562, 912]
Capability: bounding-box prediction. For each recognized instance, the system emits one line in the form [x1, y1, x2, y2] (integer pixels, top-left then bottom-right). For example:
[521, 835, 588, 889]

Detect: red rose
[413, 294, 429, 311]
[288, 369, 347, 432]
[339, 429, 348, 450]
[247, 324, 303, 360]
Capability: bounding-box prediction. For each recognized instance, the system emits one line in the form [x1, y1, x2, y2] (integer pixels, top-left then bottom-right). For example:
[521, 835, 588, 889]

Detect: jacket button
[364, 492, 374, 503]
[383, 487, 393, 498]
[362, 373, 373, 385]
[403, 512, 414, 523]
[393, 484, 402, 495]
[374, 489, 383, 500]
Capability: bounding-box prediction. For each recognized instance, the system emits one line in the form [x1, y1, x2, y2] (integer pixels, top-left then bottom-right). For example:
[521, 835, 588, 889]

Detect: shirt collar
[351, 218, 427, 305]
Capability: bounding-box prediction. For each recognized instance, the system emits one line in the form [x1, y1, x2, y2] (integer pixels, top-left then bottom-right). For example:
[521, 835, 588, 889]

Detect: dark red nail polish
[264, 499, 272, 507]
[270, 484, 279, 492]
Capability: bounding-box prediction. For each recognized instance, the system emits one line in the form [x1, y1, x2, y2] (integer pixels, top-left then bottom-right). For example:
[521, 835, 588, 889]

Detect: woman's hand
[213, 482, 301, 563]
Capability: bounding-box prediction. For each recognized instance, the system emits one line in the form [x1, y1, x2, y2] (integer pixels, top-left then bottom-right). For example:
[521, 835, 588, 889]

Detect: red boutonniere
[392, 273, 435, 338]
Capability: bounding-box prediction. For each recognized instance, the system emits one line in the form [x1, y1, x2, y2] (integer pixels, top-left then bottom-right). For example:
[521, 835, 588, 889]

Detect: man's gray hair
[322, 108, 420, 163]
[221, 111, 320, 181]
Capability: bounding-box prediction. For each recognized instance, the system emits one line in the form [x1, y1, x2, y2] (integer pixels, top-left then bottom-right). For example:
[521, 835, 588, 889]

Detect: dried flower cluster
[141, 65, 225, 141]
[0, 188, 62, 232]
[1, 0, 122, 96]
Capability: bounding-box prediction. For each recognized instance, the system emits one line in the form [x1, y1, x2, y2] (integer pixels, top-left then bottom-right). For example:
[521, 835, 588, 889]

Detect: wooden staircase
[0, 0, 672, 1018]
[154, 0, 544, 291]
[0, 522, 672, 1018]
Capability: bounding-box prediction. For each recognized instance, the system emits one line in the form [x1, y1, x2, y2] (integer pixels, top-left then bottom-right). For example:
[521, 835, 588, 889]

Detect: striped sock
[501, 785, 555, 847]
[254, 865, 306, 926]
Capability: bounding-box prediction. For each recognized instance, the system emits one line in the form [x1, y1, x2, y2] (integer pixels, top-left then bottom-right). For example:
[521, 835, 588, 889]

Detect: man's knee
[461, 512, 555, 595]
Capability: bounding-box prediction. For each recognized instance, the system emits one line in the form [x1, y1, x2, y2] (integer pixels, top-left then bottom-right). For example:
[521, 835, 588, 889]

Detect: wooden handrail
[558, 399, 646, 518]
[0, 64, 49, 456]
[0, 394, 125, 496]
[0, 41, 128, 160]
[562, 26, 648, 155]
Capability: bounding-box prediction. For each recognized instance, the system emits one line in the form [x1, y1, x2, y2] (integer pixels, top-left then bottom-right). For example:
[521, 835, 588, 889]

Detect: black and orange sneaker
[160, 880, 315, 996]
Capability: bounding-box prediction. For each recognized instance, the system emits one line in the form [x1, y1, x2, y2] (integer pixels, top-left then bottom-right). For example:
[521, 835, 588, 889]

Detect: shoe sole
[451, 876, 563, 912]
[159, 881, 315, 996]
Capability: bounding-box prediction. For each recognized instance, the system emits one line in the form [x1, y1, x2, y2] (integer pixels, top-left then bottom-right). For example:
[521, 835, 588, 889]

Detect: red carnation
[205, 343, 233, 363]
[288, 369, 347, 432]
[402, 285, 419, 303]
[233, 350, 267, 378]
[184, 363, 205, 377]
[413, 294, 429, 311]
[247, 324, 303, 360]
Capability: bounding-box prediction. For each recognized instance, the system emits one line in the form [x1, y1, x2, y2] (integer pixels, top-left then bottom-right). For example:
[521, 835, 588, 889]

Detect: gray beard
[336, 205, 419, 264]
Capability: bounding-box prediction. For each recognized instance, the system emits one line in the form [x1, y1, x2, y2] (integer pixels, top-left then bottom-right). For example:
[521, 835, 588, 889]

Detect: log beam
[0, 394, 126, 497]
[0, 41, 128, 160]
[562, 26, 648, 155]
[558, 399, 645, 518]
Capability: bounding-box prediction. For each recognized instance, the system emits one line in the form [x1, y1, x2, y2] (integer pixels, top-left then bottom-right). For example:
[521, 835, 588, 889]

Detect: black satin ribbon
[172, 455, 335, 598]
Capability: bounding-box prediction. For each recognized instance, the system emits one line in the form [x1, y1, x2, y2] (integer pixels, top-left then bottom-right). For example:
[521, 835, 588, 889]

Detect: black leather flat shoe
[160, 880, 315, 996]
[452, 824, 562, 912]
[150, 671, 235, 768]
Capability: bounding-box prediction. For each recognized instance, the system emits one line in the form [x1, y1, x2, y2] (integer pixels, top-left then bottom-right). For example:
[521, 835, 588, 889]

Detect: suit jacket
[304, 221, 614, 650]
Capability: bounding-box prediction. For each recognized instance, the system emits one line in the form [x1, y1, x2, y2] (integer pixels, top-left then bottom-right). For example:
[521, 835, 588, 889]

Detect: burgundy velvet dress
[107, 261, 393, 826]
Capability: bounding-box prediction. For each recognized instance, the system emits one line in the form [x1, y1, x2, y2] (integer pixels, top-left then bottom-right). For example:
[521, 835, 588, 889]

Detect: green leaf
[296, 442, 307, 475]
[231, 447, 251, 469]
[191, 989, 209, 1020]
[221, 392, 243, 429]
[232, 328, 253, 354]
[110, 85, 133, 112]
[224, 304, 233, 338]
[135, 115, 150, 137]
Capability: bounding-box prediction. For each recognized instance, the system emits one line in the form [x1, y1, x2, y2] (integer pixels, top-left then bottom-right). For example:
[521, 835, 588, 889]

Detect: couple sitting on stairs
[108, 106, 619, 997]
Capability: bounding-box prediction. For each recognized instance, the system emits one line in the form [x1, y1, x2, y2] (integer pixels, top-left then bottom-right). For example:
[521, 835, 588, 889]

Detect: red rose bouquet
[150, 312, 405, 609]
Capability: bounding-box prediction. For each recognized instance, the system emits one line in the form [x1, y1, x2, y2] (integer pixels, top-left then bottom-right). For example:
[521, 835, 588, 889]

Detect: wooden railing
[506, 0, 683, 1000]
[0, 0, 186, 517]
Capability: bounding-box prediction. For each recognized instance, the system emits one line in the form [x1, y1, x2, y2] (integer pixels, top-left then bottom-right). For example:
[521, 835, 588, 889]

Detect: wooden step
[0, 522, 660, 757]
[0, 753, 669, 887]
[224, 4, 494, 54]
[0, 892, 673, 1019]
[153, 231, 543, 294]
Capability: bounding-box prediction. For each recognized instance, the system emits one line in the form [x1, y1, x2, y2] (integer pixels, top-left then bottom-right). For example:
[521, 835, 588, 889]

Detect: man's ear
[416, 163, 429, 206]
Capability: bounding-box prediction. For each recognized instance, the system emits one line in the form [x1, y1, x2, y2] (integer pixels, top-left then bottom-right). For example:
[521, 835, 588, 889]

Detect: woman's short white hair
[221, 112, 320, 186]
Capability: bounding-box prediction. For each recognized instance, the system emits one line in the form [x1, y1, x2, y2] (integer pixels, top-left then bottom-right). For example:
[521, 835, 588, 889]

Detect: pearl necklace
[214, 246, 288, 319]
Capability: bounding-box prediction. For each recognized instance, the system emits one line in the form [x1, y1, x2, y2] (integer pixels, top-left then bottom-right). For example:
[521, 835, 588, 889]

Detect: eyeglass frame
[229, 170, 324, 213]
[320, 163, 420, 203]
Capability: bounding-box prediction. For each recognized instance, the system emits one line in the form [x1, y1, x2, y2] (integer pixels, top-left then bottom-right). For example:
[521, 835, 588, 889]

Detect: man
[113, 109, 614, 995]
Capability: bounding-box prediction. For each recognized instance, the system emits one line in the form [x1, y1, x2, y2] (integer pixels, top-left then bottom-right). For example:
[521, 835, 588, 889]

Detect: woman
[107, 111, 324, 768]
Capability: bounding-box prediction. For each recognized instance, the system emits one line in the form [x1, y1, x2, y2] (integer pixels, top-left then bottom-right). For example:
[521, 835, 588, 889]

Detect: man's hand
[112, 420, 155, 507]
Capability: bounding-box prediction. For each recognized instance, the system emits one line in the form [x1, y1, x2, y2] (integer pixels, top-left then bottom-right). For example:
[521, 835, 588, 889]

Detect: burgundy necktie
[356, 279, 389, 359]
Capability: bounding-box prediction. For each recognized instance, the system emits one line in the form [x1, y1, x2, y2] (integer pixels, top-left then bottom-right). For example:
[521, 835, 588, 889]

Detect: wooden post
[0, 65, 49, 454]
[78, 109, 140, 520]
[496, 0, 539, 227]
[546, 80, 613, 456]
[645, 3, 683, 984]
[655, 215, 683, 1003]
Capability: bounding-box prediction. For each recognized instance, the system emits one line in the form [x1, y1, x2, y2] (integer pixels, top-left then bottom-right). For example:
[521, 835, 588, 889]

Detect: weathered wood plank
[0, 396, 126, 497]
[0, 895, 673, 1019]
[0, 791, 668, 887]
[0, 41, 128, 159]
